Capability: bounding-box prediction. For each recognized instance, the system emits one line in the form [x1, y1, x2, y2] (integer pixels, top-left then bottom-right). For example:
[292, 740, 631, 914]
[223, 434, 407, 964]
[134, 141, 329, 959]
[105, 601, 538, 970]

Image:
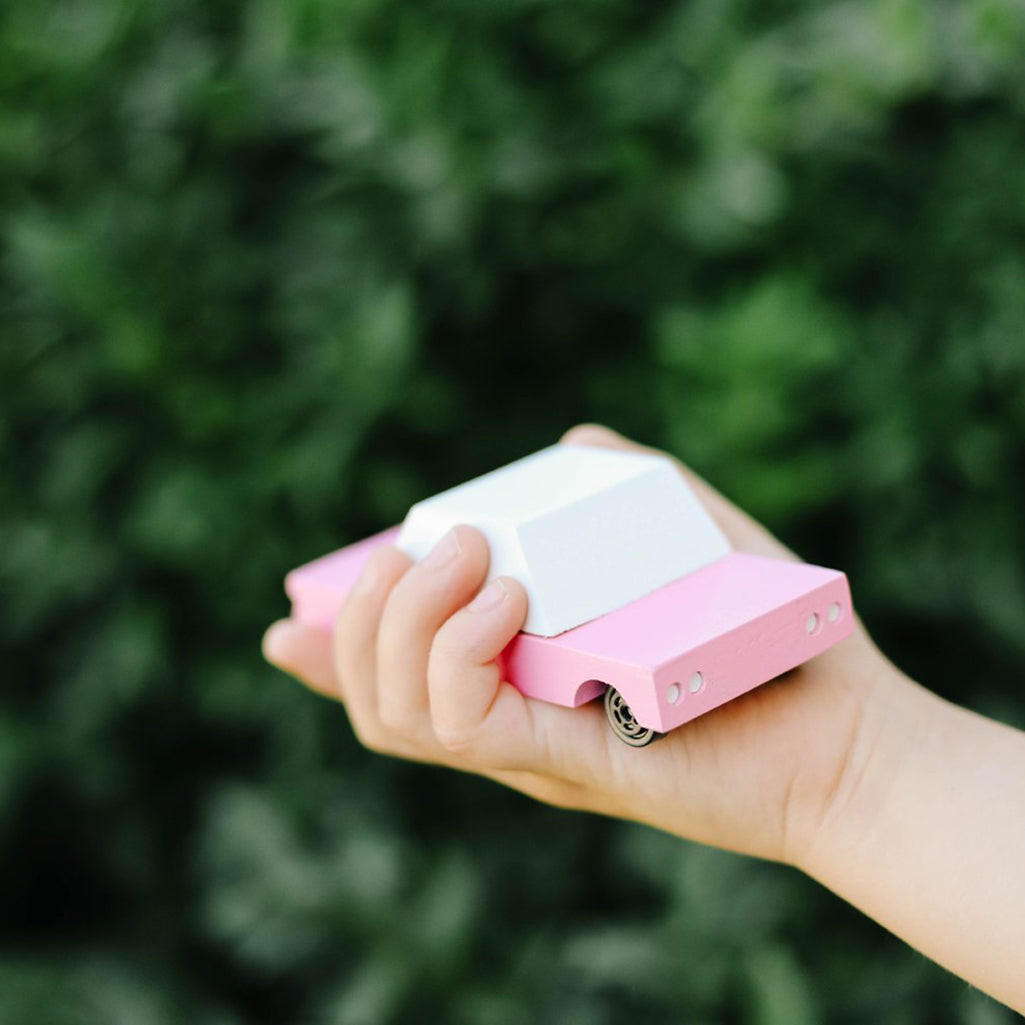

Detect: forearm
[799, 668, 1025, 1012]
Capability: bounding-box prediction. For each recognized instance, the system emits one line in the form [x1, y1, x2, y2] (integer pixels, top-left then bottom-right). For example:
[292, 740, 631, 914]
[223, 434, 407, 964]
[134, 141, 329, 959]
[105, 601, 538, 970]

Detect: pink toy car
[285, 445, 853, 747]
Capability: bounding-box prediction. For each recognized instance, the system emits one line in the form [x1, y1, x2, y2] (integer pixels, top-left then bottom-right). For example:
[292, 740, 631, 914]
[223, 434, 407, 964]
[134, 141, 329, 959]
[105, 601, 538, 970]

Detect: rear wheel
[603, 687, 660, 748]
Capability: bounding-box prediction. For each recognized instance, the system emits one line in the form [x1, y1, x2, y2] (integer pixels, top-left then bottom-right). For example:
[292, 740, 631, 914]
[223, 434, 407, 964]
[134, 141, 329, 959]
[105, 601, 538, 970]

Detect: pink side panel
[499, 637, 655, 720]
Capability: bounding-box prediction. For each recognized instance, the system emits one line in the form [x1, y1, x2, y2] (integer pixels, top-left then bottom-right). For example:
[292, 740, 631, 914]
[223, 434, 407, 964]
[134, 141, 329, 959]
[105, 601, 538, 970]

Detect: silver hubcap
[604, 688, 657, 748]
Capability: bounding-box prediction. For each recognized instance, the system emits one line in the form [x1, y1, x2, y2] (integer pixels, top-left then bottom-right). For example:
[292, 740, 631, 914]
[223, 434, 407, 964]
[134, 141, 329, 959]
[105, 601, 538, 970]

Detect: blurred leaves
[655, 274, 852, 521]
[2, 0, 1025, 1021]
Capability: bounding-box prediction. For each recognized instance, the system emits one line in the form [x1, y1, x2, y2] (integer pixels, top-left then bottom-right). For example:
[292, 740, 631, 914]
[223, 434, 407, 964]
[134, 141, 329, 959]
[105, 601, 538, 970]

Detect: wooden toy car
[285, 445, 852, 747]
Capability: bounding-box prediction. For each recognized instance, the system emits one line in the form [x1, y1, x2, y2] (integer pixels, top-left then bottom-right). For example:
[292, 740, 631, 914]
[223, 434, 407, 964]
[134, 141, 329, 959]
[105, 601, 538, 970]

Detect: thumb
[560, 422, 652, 453]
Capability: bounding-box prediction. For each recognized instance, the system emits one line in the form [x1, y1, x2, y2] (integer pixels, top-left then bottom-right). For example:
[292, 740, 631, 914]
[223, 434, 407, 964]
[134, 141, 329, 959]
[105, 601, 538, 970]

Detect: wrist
[788, 643, 942, 876]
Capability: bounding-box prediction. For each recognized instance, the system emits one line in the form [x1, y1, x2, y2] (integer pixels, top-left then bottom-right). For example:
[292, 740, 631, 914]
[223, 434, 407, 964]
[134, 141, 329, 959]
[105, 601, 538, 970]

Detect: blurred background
[3, 0, 1025, 1021]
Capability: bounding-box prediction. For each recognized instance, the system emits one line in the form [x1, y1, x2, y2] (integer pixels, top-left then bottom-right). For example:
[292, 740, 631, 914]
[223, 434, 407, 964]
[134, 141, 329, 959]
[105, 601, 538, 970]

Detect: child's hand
[265, 425, 1025, 1012]
[263, 425, 898, 867]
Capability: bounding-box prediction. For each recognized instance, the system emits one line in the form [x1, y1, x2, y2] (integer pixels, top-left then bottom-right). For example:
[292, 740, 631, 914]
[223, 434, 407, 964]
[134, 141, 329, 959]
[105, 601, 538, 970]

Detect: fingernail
[467, 578, 507, 613]
[423, 529, 461, 569]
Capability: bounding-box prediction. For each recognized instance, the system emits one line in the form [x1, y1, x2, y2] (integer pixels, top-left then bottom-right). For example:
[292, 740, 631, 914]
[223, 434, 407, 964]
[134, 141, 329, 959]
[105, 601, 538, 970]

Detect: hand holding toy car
[265, 424, 1025, 1014]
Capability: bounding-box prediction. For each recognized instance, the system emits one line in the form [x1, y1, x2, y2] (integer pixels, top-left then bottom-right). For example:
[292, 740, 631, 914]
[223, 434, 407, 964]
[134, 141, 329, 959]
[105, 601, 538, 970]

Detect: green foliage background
[3, 0, 1025, 1021]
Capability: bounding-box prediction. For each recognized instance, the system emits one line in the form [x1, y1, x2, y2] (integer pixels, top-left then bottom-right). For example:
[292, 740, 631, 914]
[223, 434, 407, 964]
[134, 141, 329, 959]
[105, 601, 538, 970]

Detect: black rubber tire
[603, 687, 661, 748]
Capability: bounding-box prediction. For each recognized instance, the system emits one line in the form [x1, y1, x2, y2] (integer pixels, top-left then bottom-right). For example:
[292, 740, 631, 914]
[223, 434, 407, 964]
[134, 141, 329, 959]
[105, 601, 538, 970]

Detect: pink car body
[286, 526, 852, 738]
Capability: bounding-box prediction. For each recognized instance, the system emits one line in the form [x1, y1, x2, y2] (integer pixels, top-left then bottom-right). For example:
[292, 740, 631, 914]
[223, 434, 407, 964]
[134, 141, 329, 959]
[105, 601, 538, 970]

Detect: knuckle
[374, 590, 411, 639]
[378, 583, 438, 644]
[377, 699, 416, 737]
[432, 721, 479, 758]
[428, 629, 463, 671]
[332, 617, 369, 675]
[351, 720, 392, 756]
[430, 617, 492, 670]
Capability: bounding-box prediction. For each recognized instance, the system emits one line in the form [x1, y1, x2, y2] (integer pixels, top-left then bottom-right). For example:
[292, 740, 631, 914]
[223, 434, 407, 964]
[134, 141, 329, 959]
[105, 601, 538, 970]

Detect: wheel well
[572, 679, 605, 707]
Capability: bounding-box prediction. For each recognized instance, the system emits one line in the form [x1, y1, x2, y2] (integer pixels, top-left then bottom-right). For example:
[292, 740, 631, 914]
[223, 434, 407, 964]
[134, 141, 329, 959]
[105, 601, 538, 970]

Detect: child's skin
[264, 424, 1025, 1013]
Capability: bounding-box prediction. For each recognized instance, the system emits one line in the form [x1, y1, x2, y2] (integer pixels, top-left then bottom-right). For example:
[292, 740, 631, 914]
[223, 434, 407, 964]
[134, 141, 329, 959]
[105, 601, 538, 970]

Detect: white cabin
[398, 443, 730, 636]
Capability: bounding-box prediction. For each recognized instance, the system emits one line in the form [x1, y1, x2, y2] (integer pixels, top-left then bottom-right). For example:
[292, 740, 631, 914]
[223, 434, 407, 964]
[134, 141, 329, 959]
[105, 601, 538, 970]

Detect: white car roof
[397, 443, 731, 636]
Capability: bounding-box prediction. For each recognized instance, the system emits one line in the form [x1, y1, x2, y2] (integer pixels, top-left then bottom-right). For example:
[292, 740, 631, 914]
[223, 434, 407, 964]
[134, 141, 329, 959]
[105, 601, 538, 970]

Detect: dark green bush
[2, 0, 1025, 1020]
